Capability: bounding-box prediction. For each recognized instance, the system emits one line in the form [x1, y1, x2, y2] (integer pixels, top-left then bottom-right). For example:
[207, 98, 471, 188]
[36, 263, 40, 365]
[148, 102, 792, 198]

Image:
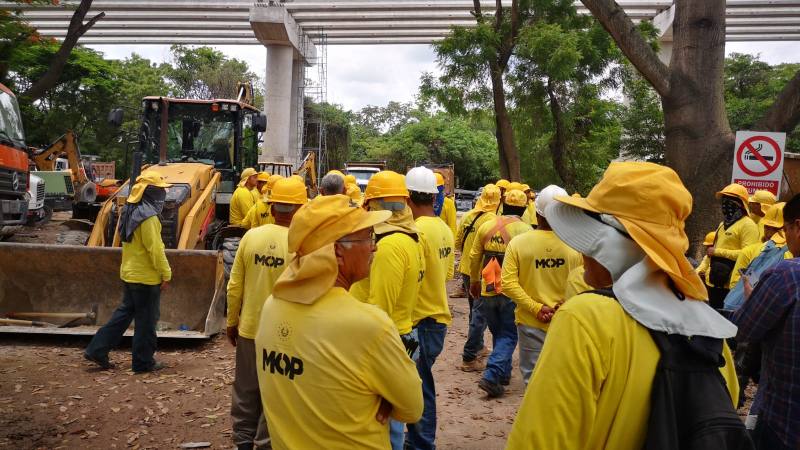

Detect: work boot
[459, 358, 485, 372]
[83, 352, 113, 370]
[478, 378, 505, 398]
[500, 376, 510, 386]
[134, 360, 166, 374]
[478, 346, 491, 359]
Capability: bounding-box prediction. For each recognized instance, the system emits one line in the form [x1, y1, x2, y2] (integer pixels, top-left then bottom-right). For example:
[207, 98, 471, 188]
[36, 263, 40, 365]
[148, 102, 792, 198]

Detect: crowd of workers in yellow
[85, 160, 800, 450]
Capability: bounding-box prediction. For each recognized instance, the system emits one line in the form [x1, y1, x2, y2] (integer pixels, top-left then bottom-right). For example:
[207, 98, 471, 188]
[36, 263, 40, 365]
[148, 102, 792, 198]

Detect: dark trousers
[479, 295, 518, 385]
[462, 275, 487, 362]
[708, 286, 729, 310]
[752, 420, 790, 450]
[85, 282, 160, 372]
[406, 318, 446, 450]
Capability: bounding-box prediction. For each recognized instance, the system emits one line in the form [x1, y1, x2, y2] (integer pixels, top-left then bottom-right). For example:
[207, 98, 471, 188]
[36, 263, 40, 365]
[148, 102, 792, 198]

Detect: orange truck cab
[0, 83, 30, 237]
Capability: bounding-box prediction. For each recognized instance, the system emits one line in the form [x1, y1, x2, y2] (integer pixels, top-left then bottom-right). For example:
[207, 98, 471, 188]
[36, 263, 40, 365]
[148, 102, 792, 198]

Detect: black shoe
[237, 444, 254, 450]
[83, 352, 113, 370]
[478, 378, 505, 398]
[134, 360, 166, 374]
[500, 377, 510, 386]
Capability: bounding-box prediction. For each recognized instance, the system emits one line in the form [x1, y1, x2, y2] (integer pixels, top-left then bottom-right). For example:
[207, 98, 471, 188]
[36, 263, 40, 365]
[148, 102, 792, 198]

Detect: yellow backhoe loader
[0, 93, 267, 339]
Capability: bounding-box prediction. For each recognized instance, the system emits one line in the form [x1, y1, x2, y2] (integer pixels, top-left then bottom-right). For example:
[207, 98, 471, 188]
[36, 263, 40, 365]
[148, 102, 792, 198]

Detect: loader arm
[178, 171, 221, 250]
[294, 151, 317, 193]
[32, 131, 91, 185]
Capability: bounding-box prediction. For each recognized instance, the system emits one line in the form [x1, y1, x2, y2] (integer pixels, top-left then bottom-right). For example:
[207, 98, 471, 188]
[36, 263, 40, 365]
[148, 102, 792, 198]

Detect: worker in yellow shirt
[469, 189, 532, 397]
[242, 174, 282, 229]
[405, 166, 454, 450]
[455, 185, 500, 371]
[226, 177, 307, 450]
[520, 184, 538, 227]
[434, 172, 457, 237]
[84, 170, 172, 373]
[255, 171, 269, 194]
[507, 162, 740, 450]
[255, 195, 422, 450]
[500, 185, 582, 385]
[344, 174, 363, 206]
[695, 231, 717, 285]
[749, 189, 777, 239]
[563, 265, 591, 299]
[729, 202, 787, 288]
[494, 179, 510, 215]
[706, 183, 760, 309]
[348, 170, 424, 450]
[230, 167, 258, 226]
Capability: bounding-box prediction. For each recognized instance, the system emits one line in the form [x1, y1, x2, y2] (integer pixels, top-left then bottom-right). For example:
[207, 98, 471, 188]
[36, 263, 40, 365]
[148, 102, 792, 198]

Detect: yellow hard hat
[127, 169, 172, 204]
[257, 172, 270, 182]
[365, 171, 409, 201]
[715, 183, 750, 207]
[346, 183, 362, 205]
[703, 232, 716, 246]
[290, 174, 304, 183]
[762, 202, 785, 229]
[238, 167, 257, 187]
[327, 169, 345, 179]
[504, 189, 528, 208]
[496, 179, 510, 189]
[344, 174, 356, 185]
[749, 190, 777, 208]
[268, 178, 308, 205]
[434, 172, 445, 187]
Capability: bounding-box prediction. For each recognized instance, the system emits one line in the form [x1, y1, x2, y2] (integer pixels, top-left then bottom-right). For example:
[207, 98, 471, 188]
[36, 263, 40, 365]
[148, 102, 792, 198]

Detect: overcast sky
[90, 42, 800, 113]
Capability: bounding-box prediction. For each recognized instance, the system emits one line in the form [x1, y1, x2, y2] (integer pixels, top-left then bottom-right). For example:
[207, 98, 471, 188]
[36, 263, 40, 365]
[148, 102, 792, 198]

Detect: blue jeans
[85, 282, 161, 372]
[479, 295, 517, 385]
[406, 318, 446, 450]
[462, 275, 487, 362]
[390, 328, 420, 450]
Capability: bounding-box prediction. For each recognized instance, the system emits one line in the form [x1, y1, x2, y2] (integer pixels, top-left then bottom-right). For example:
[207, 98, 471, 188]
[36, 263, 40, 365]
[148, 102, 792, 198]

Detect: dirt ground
[0, 277, 524, 450]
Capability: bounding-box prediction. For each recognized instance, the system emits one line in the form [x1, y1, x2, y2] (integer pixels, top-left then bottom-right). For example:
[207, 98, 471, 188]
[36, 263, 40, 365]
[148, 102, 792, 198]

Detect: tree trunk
[23, 0, 104, 101]
[663, 0, 732, 257]
[546, 80, 577, 191]
[491, 68, 520, 181]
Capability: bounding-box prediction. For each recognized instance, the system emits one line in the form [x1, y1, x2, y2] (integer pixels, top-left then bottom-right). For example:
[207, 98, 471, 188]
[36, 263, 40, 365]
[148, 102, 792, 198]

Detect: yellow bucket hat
[127, 170, 172, 204]
[702, 231, 716, 246]
[504, 189, 528, 208]
[475, 184, 501, 213]
[238, 168, 257, 187]
[552, 161, 707, 300]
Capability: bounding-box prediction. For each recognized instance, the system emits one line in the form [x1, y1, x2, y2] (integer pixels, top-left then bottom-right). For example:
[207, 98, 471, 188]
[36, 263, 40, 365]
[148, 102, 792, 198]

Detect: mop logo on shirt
[255, 253, 285, 268]
[262, 349, 304, 380]
[535, 258, 566, 269]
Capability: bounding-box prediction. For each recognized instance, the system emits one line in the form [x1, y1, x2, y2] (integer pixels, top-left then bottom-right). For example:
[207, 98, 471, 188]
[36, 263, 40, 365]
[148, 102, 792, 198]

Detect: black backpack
[591, 290, 754, 450]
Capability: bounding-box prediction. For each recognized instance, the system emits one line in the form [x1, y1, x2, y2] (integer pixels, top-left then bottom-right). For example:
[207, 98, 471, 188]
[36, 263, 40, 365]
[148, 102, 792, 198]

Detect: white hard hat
[405, 166, 438, 194]
[535, 184, 568, 218]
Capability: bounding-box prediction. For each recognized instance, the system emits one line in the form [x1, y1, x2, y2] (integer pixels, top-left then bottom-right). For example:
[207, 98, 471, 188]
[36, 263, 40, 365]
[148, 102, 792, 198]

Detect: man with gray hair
[319, 171, 346, 196]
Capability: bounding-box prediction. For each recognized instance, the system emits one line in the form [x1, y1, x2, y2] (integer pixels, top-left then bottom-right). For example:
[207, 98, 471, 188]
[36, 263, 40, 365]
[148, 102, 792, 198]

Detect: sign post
[731, 131, 786, 195]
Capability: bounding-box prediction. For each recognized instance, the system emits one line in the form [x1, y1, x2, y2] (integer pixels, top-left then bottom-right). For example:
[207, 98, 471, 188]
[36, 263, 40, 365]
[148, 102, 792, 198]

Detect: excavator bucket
[0, 243, 225, 339]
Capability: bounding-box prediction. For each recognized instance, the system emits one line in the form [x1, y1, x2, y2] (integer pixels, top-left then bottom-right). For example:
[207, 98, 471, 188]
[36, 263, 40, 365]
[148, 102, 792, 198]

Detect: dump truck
[0, 94, 267, 338]
[345, 161, 386, 192]
[0, 83, 30, 239]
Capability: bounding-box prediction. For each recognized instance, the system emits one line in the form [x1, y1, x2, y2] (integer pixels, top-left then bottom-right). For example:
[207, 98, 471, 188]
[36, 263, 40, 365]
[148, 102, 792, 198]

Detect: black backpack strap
[459, 211, 485, 252]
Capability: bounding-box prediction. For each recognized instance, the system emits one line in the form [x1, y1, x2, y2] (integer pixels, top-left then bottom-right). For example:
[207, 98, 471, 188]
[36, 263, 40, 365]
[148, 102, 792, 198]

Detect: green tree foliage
[617, 65, 666, 163]
[166, 45, 262, 101]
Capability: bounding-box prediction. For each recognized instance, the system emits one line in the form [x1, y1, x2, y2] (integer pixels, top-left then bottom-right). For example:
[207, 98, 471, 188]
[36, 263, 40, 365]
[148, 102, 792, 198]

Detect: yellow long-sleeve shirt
[506, 292, 739, 450]
[242, 199, 274, 229]
[413, 216, 455, 326]
[256, 287, 423, 450]
[469, 217, 532, 297]
[564, 265, 591, 300]
[455, 209, 496, 276]
[439, 196, 457, 238]
[349, 232, 423, 335]
[709, 217, 760, 288]
[229, 186, 257, 226]
[501, 230, 582, 330]
[120, 216, 172, 285]
[729, 238, 793, 287]
[226, 224, 290, 339]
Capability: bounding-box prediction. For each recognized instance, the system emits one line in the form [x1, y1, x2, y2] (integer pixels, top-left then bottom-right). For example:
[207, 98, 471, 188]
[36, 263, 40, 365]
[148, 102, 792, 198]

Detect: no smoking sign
[732, 131, 786, 196]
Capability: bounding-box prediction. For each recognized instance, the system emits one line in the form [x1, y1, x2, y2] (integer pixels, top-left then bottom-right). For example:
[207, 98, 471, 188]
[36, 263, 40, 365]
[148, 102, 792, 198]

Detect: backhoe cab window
[167, 114, 234, 169]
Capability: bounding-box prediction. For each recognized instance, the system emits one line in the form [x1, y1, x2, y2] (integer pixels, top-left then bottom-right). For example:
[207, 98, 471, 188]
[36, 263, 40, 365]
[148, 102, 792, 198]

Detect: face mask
[721, 197, 744, 228]
[377, 199, 406, 211]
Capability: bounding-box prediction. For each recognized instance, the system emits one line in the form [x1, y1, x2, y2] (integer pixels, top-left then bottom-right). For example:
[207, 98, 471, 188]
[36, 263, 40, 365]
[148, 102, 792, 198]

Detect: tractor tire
[222, 237, 241, 280]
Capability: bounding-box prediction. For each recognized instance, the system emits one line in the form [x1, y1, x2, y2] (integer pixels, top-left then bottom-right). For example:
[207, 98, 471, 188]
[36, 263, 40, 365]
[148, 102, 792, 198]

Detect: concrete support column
[289, 58, 303, 162]
[264, 45, 294, 163]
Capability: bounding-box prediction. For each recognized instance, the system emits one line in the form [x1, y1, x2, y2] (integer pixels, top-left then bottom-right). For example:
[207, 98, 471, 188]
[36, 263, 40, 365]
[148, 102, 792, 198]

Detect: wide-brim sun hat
[127, 169, 172, 204]
[546, 161, 707, 301]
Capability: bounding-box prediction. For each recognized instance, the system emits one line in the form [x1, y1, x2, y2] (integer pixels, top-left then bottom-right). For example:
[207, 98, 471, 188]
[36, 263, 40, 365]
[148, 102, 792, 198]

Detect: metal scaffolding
[297, 28, 328, 175]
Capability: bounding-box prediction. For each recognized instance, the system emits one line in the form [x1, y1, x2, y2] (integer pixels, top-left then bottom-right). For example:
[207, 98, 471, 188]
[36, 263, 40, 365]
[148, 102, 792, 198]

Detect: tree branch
[580, 0, 670, 97]
[755, 69, 800, 133]
[472, 0, 484, 21]
[23, 0, 104, 101]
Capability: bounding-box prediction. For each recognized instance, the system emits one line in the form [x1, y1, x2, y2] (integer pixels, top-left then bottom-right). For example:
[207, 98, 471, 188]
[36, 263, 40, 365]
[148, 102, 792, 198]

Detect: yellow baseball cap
[551, 161, 707, 301]
[504, 189, 528, 208]
[127, 170, 171, 204]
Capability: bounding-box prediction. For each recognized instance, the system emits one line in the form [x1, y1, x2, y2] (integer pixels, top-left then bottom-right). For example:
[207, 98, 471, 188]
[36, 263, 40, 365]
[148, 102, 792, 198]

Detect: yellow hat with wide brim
[552, 161, 707, 301]
[238, 168, 257, 187]
[716, 183, 750, 214]
[127, 169, 172, 204]
[288, 194, 391, 256]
